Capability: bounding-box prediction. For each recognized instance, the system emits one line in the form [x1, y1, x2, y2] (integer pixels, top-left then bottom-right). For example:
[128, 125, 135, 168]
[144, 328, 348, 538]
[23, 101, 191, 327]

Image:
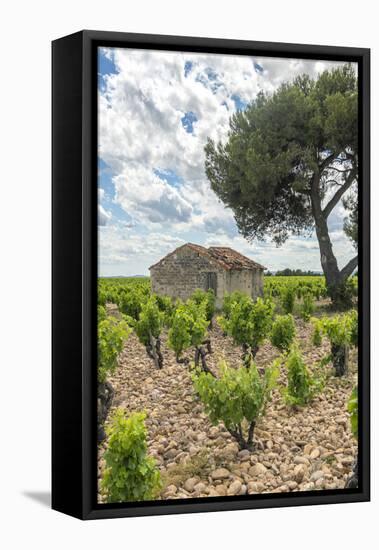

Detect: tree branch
[327, 166, 352, 174]
[344, 150, 356, 162]
[322, 170, 357, 219]
[340, 255, 358, 280]
[325, 179, 342, 187]
[320, 152, 338, 171]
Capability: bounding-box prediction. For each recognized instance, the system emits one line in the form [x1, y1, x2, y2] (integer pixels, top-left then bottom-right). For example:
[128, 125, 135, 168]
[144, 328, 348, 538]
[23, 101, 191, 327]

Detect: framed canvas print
[52, 30, 370, 520]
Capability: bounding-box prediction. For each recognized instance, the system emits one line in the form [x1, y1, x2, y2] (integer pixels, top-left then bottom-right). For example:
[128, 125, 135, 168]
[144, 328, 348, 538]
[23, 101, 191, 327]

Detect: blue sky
[98, 48, 357, 276]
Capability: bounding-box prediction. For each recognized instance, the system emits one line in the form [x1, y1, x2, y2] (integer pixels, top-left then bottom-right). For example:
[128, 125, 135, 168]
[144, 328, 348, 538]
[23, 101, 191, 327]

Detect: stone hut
[149, 243, 265, 308]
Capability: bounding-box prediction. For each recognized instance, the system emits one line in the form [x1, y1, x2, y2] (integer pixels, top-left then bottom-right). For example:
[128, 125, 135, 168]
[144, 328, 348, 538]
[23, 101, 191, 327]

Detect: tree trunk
[311, 178, 341, 290]
[311, 174, 357, 307]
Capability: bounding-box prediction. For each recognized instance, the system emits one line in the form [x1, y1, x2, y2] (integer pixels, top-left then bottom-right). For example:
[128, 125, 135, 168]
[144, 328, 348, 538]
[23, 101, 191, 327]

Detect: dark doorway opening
[205, 272, 217, 294]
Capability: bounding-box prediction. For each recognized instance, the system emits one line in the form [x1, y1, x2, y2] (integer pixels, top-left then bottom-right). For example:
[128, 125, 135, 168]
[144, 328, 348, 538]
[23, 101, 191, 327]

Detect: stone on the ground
[249, 463, 267, 477]
[184, 477, 199, 492]
[211, 468, 231, 480]
[227, 480, 242, 496]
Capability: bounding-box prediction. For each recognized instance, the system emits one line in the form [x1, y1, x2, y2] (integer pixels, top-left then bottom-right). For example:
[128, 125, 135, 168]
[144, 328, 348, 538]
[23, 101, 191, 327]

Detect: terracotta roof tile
[149, 243, 265, 271]
[208, 247, 266, 270]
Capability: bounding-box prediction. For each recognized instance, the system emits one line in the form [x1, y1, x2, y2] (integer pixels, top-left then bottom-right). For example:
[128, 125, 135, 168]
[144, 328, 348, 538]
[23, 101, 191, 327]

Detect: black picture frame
[52, 30, 370, 520]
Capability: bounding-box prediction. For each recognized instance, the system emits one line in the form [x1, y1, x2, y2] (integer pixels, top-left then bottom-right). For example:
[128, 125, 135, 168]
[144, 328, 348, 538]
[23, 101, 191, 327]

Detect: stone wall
[150, 246, 226, 307]
[150, 245, 264, 308]
[252, 270, 264, 298]
[228, 269, 264, 299]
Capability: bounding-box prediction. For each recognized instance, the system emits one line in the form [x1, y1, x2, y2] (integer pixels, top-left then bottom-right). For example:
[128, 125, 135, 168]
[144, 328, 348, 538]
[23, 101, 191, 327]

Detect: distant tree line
[265, 268, 321, 277]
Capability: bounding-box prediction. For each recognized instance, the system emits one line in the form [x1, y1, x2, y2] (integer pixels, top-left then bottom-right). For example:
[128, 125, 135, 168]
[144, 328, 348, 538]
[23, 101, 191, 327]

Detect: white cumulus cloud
[98, 47, 356, 275]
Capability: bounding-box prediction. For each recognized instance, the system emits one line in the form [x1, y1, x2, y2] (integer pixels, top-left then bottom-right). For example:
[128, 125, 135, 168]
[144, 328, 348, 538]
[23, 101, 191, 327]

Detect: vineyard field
[97, 275, 358, 502]
[99, 275, 357, 305]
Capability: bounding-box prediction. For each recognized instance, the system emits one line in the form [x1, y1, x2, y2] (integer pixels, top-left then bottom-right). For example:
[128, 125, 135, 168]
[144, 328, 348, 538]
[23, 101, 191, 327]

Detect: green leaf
[101, 409, 162, 503]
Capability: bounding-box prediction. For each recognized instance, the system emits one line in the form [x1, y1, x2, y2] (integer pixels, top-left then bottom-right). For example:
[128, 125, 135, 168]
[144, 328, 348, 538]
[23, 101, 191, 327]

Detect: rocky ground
[97, 313, 358, 502]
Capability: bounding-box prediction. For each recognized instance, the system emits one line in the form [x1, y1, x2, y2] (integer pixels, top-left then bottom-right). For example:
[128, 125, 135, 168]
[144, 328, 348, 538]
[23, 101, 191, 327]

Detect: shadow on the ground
[22, 491, 51, 508]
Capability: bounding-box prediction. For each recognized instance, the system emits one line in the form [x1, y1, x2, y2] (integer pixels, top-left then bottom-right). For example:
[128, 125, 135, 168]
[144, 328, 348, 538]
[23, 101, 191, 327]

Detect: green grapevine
[270, 314, 296, 352]
[135, 297, 164, 369]
[101, 409, 162, 503]
[192, 360, 279, 450]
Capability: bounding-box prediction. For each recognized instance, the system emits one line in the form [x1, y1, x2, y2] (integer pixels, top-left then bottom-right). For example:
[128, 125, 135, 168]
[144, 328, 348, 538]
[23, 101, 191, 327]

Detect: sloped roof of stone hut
[149, 243, 266, 271]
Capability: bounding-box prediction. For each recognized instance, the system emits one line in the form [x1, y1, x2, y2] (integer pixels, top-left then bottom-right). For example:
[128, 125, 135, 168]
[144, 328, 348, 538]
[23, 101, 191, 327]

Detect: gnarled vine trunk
[331, 343, 349, 376]
[242, 344, 258, 368]
[242, 344, 252, 369]
[345, 456, 358, 488]
[97, 380, 115, 442]
[146, 332, 163, 369]
[194, 345, 215, 377]
[175, 354, 189, 365]
[228, 420, 256, 450]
